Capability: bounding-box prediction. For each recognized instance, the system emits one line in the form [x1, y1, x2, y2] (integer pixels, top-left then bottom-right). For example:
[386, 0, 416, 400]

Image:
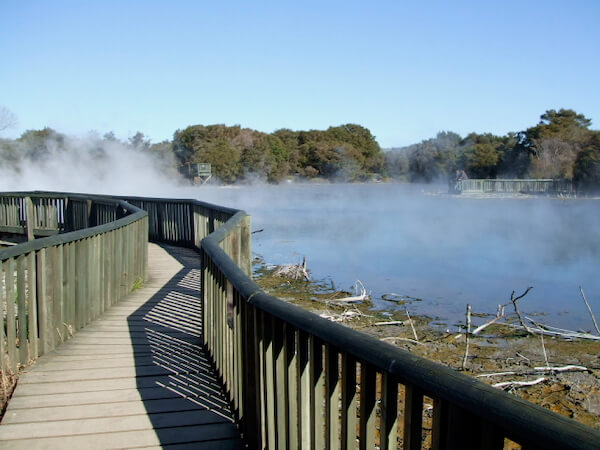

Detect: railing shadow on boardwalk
[127, 244, 245, 449]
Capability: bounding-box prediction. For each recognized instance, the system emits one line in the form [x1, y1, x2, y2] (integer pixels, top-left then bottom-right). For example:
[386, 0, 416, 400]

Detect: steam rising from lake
[0, 136, 181, 195]
[1, 138, 598, 331]
[197, 183, 600, 331]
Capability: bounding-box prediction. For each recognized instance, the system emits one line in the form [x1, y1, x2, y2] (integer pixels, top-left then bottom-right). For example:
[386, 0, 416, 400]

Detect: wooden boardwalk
[0, 244, 244, 449]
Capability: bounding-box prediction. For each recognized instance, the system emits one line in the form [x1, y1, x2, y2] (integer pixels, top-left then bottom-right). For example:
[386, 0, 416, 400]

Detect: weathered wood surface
[0, 244, 243, 449]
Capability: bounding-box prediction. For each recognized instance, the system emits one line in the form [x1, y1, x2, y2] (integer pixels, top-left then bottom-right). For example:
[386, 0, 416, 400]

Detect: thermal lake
[195, 182, 600, 332]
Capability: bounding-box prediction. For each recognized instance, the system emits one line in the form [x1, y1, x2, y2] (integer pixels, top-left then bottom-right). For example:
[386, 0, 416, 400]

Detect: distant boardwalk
[456, 178, 574, 195]
[0, 244, 243, 449]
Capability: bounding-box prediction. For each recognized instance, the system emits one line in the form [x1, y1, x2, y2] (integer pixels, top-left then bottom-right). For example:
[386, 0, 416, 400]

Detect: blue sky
[1, 1, 599, 147]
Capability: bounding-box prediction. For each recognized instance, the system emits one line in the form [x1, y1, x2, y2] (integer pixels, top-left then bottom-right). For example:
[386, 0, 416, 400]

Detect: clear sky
[1, 1, 599, 147]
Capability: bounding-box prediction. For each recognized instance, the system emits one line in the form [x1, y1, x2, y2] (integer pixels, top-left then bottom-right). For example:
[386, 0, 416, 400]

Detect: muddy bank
[253, 257, 600, 430]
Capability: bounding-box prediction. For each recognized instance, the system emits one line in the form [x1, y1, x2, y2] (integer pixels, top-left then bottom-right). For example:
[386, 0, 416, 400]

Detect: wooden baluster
[380, 373, 398, 450]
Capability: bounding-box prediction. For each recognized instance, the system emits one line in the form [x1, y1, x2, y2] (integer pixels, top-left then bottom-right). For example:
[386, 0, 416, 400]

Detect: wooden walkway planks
[0, 243, 244, 449]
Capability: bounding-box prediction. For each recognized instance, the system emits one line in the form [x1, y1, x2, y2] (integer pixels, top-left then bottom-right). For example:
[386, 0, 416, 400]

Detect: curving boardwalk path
[0, 244, 244, 449]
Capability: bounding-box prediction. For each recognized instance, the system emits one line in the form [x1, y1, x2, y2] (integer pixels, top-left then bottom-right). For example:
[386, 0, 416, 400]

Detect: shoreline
[253, 256, 600, 430]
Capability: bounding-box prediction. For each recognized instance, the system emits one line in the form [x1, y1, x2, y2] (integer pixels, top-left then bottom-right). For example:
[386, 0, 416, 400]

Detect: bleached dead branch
[461, 304, 472, 371]
[373, 320, 404, 326]
[492, 377, 546, 389]
[477, 365, 589, 379]
[511, 286, 534, 334]
[405, 308, 419, 342]
[319, 308, 368, 323]
[455, 286, 600, 342]
[472, 315, 504, 335]
[532, 364, 589, 373]
[333, 280, 370, 303]
[580, 286, 600, 335]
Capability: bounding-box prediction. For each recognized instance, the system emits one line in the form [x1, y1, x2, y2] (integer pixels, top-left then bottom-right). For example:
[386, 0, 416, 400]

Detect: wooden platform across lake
[0, 244, 244, 449]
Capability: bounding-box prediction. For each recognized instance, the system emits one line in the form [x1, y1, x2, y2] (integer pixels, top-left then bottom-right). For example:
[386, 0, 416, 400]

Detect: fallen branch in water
[405, 308, 419, 342]
[580, 286, 600, 335]
[511, 286, 534, 334]
[471, 315, 504, 335]
[461, 304, 472, 371]
[524, 317, 600, 340]
[494, 321, 600, 340]
[456, 285, 600, 341]
[332, 280, 370, 303]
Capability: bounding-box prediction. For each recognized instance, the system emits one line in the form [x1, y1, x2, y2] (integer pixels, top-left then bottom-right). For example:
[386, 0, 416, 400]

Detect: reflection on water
[194, 183, 600, 331]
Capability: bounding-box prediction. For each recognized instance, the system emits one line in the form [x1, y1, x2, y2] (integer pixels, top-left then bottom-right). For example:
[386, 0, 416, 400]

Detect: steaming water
[6, 138, 596, 331]
[197, 183, 600, 332]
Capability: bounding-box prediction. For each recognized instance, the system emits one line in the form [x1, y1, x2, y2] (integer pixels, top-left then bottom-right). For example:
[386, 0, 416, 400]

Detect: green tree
[103, 131, 118, 142]
[129, 131, 150, 149]
[18, 127, 65, 160]
[523, 109, 593, 180]
[200, 138, 241, 182]
[407, 132, 461, 182]
[459, 133, 504, 179]
[573, 131, 600, 193]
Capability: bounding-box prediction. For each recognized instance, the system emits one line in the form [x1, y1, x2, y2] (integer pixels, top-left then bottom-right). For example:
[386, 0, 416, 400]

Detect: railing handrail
[114, 193, 240, 217]
[0, 198, 145, 261]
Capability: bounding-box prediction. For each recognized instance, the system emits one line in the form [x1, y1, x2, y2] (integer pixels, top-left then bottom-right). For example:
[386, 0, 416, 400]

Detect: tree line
[172, 123, 384, 183]
[386, 109, 600, 192]
[1, 108, 599, 192]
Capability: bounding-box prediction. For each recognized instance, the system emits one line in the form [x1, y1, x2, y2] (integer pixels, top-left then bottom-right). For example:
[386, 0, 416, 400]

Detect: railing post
[274, 319, 289, 449]
[380, 373, 398, 450]
[4, 259, 17, 372]
[359, 363, 377, 450]
[240, 215, 252, 276]
[27, 251, 38, 359]
[403, 385, 423, 450]
[17, 256, 28, 365]
[325, 346, 341, 450]
[286, 324, 299, 450]
[24, 196, 36, 241]
[341, 353, 357, 449]
[36, 248, 49, 354]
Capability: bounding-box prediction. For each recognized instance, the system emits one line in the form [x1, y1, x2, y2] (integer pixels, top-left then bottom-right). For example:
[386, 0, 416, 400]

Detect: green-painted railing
[0, 192, 147, 375]
[2, 191, 599, 449]
[118, 195, 599, 449]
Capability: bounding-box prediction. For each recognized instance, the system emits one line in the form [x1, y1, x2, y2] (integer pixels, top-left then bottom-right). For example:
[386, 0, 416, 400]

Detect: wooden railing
[120, 196, 599, 449]
[3, 191, 599, 449]
[0, 192, 148, 375]
[457, 179, 574, 195]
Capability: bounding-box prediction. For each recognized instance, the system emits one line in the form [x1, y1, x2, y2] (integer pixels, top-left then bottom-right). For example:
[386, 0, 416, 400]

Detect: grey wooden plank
[7, 387, 181, 409]
[0, 424, 241, 449]
[3, 398, 229, 424]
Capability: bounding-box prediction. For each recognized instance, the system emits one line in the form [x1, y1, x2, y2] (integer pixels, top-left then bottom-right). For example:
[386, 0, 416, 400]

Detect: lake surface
[192, 183, 600, 331]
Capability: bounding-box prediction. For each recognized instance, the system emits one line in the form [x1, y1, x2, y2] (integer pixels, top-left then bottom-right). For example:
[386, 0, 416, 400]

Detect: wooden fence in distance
[457, 179, 574, 195]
